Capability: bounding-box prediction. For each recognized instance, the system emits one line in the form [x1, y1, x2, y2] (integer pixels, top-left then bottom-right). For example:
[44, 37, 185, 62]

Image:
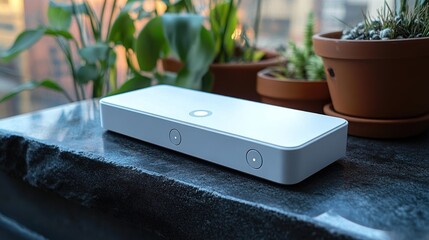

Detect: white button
[246, 149, 263, 169]
[169, 129, 181, 145]
[189, 110, 212, 117]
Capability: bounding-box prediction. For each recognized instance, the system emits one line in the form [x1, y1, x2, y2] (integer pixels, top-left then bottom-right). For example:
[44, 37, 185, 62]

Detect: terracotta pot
[162, 57, 183, 73]
[256, 68, 330, 113]
[323, 104, 429, 139]
[313, 31, 429, 119]
[162, 52, 282, 101]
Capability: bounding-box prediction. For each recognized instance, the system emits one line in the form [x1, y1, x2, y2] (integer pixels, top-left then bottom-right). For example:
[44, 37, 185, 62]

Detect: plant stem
[71, 0, 87, 48]
[56, 38, 80, 101]
[219, 0, 235, 63]
[84, 0, 100, 41]
[184, 0, 196, 13]
[126, 50, 144, 77]
[400, 0, 408, 14]
[61, 88, 74, 102]
[99, 48, 113, 97]
[100, 0, 108, 39]
[106, 0, 117, 40]
[58, 38, 86, 100]
[125, 50, 154, 81]
[249, 0, 262, 62]
[79, 82, 86, 99]
[108, 66, 117, 94]
[92, 75, 102, 98]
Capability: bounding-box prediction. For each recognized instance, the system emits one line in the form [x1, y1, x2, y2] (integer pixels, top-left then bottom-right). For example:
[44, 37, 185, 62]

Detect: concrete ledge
[0, 100, 428, 239]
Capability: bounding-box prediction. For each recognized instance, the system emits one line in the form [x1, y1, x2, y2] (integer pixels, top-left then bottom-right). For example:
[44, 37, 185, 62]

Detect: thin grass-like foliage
[344, 0, 429, 40]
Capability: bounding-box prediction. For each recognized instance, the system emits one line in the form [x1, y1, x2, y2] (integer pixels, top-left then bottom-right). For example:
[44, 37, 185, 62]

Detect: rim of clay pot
[210, 51, 283, 70]
[257, 68, 330, 100]
[313, 31, 429, 59]
[257, 68, 327, 84]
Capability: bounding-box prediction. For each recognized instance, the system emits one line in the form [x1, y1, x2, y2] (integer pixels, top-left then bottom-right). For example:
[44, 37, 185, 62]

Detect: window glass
[0, 0, 395, 118]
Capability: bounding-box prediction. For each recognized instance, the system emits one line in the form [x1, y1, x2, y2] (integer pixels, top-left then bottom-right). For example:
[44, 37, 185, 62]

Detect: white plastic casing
[100, 85, 348, 184]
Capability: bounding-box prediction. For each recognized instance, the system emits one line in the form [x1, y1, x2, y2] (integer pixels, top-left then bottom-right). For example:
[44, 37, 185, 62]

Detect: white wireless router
[100, 85, 348, 184]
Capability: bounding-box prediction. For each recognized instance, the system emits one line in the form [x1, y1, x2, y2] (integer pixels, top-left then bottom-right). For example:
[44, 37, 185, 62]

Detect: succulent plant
[342, 0, 429, 40]
[273, 12, 325, 81]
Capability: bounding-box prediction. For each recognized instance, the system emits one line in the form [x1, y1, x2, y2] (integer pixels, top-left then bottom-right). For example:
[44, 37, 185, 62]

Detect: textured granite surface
[0, 170, 159, 240]
[0, 100, 428, 239]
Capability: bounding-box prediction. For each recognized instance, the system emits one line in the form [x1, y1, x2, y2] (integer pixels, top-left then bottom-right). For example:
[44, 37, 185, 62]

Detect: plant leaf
[0, 28, 46, 62]
[160, 14, 215, 89]
[210, 2, 238, 62]
[122, 0, 144, 13]
[155, 71, 178, 85]
[76, 64, 99, 84]
[176, 26, 215, 89]
[0, 27, 75, 62]
[162, 14, 203, 62]
[243, 49, 264, 62]
[45, 28, 74, 39]
[49, 1, 88, 15]
[135, 16, 166, 71]
[201, 71, 214, 92]
[109, 12, 135, 49]
[78, 43, 110, 64]
[166, 0, 188, 13]
[109, 75, 151, 95]
[0, 79, 69, 103]
[135, 13, 214, 89]
[48, 1, 72, 30]
[106, 49, 117, 68]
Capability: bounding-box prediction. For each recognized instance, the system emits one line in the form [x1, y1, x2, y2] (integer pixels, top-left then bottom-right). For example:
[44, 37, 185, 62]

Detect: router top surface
[100, 85, 347, 148]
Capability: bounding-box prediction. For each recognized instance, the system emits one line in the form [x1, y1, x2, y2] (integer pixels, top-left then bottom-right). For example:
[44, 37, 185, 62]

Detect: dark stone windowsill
[0, 100, 428, 239]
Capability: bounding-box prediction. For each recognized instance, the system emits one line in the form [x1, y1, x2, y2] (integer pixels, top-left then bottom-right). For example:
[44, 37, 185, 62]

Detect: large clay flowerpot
[256, 68, 330, 113]
[162, 52, 282, 101]
[313, 31, 429, 138]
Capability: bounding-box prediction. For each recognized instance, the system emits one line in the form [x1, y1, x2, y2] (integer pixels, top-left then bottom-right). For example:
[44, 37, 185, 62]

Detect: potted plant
[313, 0, 429, 138]
[160, 0, 282, 101]
[256, 12, 329, 113]
[0, 0, 211, 103]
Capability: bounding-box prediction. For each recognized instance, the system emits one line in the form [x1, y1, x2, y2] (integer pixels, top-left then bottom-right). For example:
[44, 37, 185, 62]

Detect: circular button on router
[169, 129, 181, 145]
[246, 149, 263, 169]
[189, 110, 212, 117]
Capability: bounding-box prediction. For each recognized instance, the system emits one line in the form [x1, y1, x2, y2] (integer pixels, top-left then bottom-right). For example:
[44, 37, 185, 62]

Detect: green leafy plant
[0, 0, 266, 104]
[141, 0, 265, 65]
[269, 12, 325, 81]
[1, 0, 124, 103]
[112, 0, 216, 92]
[134, 0, 266, 90]
[342, 0, 429, 40]
[210, 0, 239, 63]
[208, 0, 265, 63]
[135, 13, 215, 90]
[0, 0, 214, 103]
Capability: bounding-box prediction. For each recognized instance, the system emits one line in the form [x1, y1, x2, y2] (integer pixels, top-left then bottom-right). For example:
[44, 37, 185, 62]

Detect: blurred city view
[0, 0, 391, 118]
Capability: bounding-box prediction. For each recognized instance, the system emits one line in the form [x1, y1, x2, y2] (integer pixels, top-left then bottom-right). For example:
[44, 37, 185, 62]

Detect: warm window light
[231, 25, 242, 40]
[231, 24, 255, 47]
[246, 27, 254, 42]
[143, 0, 167, 15]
